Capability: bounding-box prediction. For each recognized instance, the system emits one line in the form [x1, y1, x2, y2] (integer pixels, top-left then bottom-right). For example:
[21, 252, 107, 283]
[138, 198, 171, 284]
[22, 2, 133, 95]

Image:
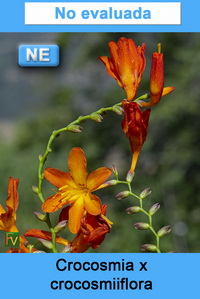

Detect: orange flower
[122, 100, 151, 173]
[0, 177, 35, 253]
[42, 147, 112, 234]
[0, 177, 19, 232]
[25, 205, 111, 253]
[99, 37, 146, 101]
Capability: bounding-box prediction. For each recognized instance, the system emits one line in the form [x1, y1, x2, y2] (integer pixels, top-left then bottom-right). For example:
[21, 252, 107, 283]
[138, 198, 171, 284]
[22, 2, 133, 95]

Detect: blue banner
[1, 253, 198, 298]
[0, 0, 198, 32]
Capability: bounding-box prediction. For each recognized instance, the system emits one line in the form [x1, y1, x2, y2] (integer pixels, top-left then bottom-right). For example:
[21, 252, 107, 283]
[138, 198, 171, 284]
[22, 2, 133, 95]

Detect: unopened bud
[103, 180, 118, 187]
[32, 186, 39, 194]
[61, 245, 72, 253]
[126, 206, 141, 214]
[157, 225, 171, 237]
[33, 250, 46, 253]
[134, 222, 150, 230]
[34, 212, 47, 222]
[149, 203, 160, 216]
[126, 170, 135, 183]
[90, 113, 103, 122]
[111, 165, 118, 177]
[112, 105, 124, 115]
[38, 239, 53, 250]
[54, 220, 68, 233]
[67, 125, 83, 133]
[140, 188, 152, 199]
[116, 191, 130, 200]
[141, 244, 157, 252]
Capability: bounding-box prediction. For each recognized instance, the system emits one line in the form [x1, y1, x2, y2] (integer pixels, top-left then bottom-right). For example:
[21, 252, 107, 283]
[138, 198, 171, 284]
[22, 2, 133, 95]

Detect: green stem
[135, 93, 149, 101]
[45, 213, 57, 253]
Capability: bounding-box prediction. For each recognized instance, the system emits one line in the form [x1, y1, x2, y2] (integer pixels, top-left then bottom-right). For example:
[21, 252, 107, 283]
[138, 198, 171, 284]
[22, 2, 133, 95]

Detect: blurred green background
[0, 33, 199, 253]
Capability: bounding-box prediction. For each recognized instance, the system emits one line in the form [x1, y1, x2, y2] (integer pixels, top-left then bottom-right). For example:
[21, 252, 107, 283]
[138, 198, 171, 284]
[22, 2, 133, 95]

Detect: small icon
[18, 45, 60, 67]
[5, 232, 20, 248]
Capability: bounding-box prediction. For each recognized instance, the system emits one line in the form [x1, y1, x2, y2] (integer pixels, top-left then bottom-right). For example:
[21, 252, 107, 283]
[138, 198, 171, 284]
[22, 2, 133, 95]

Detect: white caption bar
[25, 2, 181, 25]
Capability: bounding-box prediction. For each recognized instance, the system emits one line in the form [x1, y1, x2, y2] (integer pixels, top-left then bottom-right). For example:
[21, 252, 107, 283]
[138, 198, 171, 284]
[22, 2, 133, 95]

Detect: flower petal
[42, 193, 64, 213]
[108, 40, 119, 66]
[0, 206, 18, 232]
[59, 206, 70, 222]
[25, 229, 70, 245]
[117, 37, 134, 80]
[68, 198, 84, 234]
[84, 193, 101, 216]
[68, 147, 88, 187]
[87, 167, 112, 191]
[42, 192, 78, 213]
[6, 177, 19, 213]
[44, 168, 76, 188]
[162, 86, 174, 96]
[83, 226, 109, 249]
[99, 56, 119, 82]
[0, 204, 5, 214]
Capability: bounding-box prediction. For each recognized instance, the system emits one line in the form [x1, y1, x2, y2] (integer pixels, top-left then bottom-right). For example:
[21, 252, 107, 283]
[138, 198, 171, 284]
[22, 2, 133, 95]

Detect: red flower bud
[141, 43, 173, 107]
[149, 48, 164, 105]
